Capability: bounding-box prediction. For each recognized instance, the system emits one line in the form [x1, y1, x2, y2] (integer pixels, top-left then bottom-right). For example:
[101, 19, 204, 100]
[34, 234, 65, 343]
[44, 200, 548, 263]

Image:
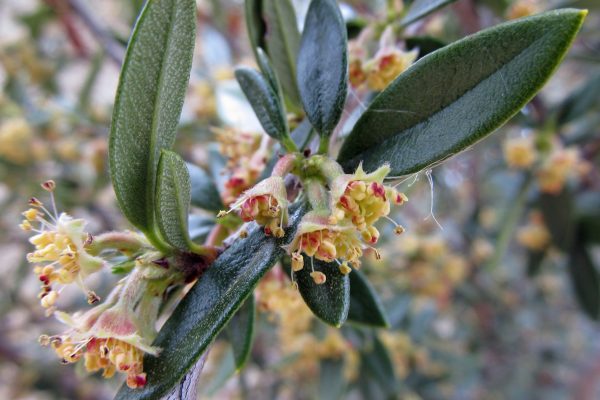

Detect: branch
[66, 0, 125, 65]
[161, 350, 210, 400]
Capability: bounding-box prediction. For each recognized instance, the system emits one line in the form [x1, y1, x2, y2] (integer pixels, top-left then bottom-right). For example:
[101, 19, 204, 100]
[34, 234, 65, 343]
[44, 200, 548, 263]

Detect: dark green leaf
[405, 35, 447, 59]
[539, 189, 575, 252]
[235, 67, 289, 141]
[156, 150, 193, 251]
[262, 0, 302, 110]
[293, 257, 350, 327]
[359, 335, 398, 397]
[526, 250, 546, 277]
[187, 163, 223, 212]
[226, 294, 256, 370]
[109, 0, 196, 233]
[319, 358, 346, 400]
[347, 268, 389, 328]
[115, 206, 306, 400]
[556, 70, 600, 125]
[401, 0, 458, 26]
[256, 47, 283, 96]
[338, 9, 587, 176]
[297, 0, 348, 136]
[245, 0, 266, 55]
[347, 18, 368, 40]
[568, 242, 600, 320]
[577, 192, 600, 244]
[385, 294, 412, 329]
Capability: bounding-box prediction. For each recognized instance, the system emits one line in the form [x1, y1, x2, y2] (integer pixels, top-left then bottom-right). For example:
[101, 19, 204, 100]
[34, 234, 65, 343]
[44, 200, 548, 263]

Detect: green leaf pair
[245, 0, 348, 142]
[109, 0, 198, 253]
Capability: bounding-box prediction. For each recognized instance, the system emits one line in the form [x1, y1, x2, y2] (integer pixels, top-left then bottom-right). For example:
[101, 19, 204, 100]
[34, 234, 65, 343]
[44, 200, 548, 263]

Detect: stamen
[424, 169, 444, 231]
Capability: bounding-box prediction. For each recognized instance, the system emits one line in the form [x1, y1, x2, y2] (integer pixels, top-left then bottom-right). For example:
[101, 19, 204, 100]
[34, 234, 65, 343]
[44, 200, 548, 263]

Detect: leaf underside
[155, 150, 192, 251]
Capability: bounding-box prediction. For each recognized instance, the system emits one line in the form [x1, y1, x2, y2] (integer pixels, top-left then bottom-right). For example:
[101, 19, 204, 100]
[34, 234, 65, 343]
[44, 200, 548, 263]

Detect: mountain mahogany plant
[20, 0, 586, 397]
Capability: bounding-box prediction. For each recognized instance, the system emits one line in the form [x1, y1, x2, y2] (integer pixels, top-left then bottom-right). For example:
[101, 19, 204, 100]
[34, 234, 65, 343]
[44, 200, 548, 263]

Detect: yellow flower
[0, 118, 35, 165]
[537, 147, 581, 194]
[365, 27, 418, 91]
[330, 164, 406, 243]
[287, 211, 363, 267]
[503, 136, 537, 169]
[224, 176, 289, 238]
[46, 305, 159, 389]
[517, 212, 551, 251]
[507, 0, 541, 20]
[23, 202, 104, 309]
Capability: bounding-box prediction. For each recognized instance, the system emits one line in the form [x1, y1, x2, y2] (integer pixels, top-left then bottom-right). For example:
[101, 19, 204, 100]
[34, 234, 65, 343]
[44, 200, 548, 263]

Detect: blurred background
[0, 0, 599, 399]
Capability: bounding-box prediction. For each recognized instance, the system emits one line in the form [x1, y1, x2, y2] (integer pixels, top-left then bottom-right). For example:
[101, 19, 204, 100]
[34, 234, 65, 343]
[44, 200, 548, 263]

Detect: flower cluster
[537, 146, 587, 194]
[255, 271, 359, 380]
[503, 136, 590, 194]
[517, 211, 551, 251]
[224, 154, 408, 285]
[20, 185, 104, 313]
[289, 163, 407, 284]
[21, 182, 182, 389]
[214, 127, 269, 205]
[225, 176, 289, 237]
[381, 235, 472, 307]
[0, 117, 47, 165]
[503, 136, 537, 169]
[41, 298, 159, 389]
[349, 27, 418, 91]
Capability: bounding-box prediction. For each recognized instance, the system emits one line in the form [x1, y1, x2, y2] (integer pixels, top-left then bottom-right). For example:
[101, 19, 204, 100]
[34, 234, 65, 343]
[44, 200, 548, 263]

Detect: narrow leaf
[401, 0, 458, 26]
[262, 0, 302, 109]
[115, 206, 306, 400]
[187, 163, 223, 212]
[297, 0, 348, 136]
[235, 67, 289, 141]
[109, 0, 196, 233]
[256, 47, 283, 98]
[245, 0, 266, 58]
[226, 294, 256, 370]
[338, 9, 587, 176]
[156, 150, 193, 251]
[556, 70, 600, 125]
[319, 358, 346, 400]
[577, 192, 600, 244]
[405, 36, 447, 59]
[293, 257, 350, 327]
[347, 268, 389, 328]
[539, 190, 575, 252]
[568, 242, 600, 320]
[359, 335, 398, 397]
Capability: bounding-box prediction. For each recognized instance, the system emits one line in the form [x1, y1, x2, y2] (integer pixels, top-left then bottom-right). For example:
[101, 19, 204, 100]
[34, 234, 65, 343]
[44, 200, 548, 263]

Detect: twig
[485, 175, 533, 271]
[161, 348, 210, 400]
[66, 0, 125, 65]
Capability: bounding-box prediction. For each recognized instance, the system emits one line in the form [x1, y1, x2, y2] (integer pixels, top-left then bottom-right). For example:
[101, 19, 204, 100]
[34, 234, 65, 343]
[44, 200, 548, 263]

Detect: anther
[41, 180, 56, 192]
